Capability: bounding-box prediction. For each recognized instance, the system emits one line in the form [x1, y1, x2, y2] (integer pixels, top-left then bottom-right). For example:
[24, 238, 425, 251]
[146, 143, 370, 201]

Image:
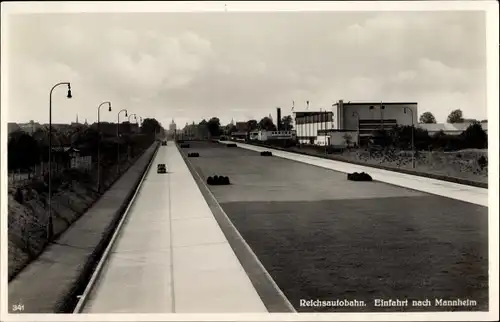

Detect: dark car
[157, 164, 167, 174]
[161, 140, 167, 146]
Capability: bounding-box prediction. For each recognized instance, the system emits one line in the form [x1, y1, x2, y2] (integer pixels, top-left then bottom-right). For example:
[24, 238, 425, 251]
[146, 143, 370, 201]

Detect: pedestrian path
[219, 141, 488, 207]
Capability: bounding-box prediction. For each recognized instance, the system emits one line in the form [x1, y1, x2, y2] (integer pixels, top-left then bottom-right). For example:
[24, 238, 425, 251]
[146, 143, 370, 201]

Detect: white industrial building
[294, 100, 418, 146]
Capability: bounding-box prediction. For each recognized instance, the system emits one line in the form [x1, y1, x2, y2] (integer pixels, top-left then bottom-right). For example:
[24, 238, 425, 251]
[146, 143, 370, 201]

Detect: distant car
[161, 140, 167, 146]
[157, 164, 167, 174]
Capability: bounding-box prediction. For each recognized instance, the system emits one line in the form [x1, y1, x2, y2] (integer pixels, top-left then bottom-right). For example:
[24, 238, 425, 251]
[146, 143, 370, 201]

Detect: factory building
[294, 100, 418, 146]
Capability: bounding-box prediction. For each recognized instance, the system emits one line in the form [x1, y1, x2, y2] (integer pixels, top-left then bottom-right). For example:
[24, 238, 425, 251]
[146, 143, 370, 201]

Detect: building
[235, 122, 248, 132]
[8, 123, 21, 134]
[168, 119, 177, 136]
[249, 130, 296, 141]
[293, 111, 335, 145]
[294, 100, 418, 146]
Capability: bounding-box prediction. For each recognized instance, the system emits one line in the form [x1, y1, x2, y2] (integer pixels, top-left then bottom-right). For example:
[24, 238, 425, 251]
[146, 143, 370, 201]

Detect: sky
[5, 8, 488, 127]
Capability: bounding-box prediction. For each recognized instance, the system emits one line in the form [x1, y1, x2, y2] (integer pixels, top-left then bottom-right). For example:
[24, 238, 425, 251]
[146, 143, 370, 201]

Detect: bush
[188, 152, 200, 157]
[206, 175, 231, 185]
[260, 151, 273, 156]
[180, 143, 190, 148]
[347, 172, 373, 182]
[226, 143, 237, 148]
[478, 156, 487, 169]
[14, 188, 24, 204]
[461, 122, 488, 149]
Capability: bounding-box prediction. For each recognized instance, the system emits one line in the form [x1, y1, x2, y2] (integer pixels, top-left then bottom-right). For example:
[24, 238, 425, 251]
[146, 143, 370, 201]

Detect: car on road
[161, 140, 167, 146]
[157, 164, 167, 173]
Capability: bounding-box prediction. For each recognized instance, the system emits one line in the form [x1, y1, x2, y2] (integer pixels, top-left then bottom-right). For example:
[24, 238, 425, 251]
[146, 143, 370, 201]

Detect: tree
[281, 115, 294, 130]
[258, 117, 276, 131]
[140, 118, 163, 137]
[343, 133, 353, 147]
[246, 119, 258, 131]
[447, 109, 464, 123]
[207, 117, 221, 137]
[461, 122, 487, 149]
[72, 127, 100, 156]
[225, 124, 237, 135]
[419, 112, 437, 124]
[8, 132, 40, 171]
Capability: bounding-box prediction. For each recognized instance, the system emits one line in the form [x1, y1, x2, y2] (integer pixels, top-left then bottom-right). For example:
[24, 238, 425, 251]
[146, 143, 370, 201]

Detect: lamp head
[67, 84, 72, 99]
[108, 103, 112, 112]
[381, 105, 385, 110]
[125, 111, 128, 117]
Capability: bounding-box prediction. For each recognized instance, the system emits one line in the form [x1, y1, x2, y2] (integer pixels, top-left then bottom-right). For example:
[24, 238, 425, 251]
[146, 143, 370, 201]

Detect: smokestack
[276, 107, 282, 131]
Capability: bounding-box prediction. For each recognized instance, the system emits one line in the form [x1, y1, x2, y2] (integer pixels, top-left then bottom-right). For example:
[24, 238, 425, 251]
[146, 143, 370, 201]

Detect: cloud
[6, 11, 487, 126]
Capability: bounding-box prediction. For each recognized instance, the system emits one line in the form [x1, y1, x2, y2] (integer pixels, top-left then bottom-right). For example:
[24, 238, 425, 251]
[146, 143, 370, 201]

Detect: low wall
[8, 142, 160, 313]
[237, 140, 488, 189]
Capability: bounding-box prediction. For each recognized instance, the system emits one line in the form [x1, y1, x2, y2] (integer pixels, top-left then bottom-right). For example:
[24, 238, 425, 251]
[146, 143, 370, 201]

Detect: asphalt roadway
[180, 141, 489, 312]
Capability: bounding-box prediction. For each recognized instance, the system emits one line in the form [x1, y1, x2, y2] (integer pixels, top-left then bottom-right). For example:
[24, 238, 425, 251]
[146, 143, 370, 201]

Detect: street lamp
[97, 101, 112, 193]
[128, 113, 138, 129]
[117, 109, 128, 174]
[48, 82, 72, 241]
[353, 111, 360, 147]
[404, 107, 416, 168]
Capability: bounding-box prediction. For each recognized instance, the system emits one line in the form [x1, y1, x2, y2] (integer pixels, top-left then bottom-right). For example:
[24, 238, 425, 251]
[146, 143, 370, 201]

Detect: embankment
[8, 142, 160, 313]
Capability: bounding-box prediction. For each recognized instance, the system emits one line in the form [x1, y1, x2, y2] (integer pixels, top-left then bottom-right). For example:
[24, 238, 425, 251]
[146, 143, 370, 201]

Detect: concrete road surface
[182, 141, 489, 312]
[82, 144, 267, 313]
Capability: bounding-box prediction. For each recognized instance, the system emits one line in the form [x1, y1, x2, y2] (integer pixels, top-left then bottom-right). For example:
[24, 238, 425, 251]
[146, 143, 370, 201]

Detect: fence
[8, 156, 93, 186]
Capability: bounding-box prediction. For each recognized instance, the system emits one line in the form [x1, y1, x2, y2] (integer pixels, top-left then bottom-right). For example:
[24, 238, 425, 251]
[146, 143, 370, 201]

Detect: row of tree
[181, 115, 293, 138]
[8, 118, 165, 171]
[368, 121, 487, 150]
[419, 109, 487, 124]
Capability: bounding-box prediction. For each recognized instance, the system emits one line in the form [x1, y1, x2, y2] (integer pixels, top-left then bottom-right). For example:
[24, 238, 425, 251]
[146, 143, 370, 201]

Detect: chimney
[276, 107, 281, 131]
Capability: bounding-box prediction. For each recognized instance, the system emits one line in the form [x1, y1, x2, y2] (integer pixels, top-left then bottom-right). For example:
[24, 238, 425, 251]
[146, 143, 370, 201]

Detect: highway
[76, 143, 267, 313]
[181, 141, 489, 312]
[74, 140, 489, 313]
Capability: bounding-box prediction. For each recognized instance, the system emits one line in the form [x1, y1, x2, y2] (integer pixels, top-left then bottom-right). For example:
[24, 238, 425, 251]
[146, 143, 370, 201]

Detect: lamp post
[48, 82, 72, 241]
[127, 114, 137, 160]
[404, 107, 415, 168]
[128, 113, 137, 123]
[97, 101, 112, 193]
[117, 109, 128, 174]
[353, 111, 360, 147]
